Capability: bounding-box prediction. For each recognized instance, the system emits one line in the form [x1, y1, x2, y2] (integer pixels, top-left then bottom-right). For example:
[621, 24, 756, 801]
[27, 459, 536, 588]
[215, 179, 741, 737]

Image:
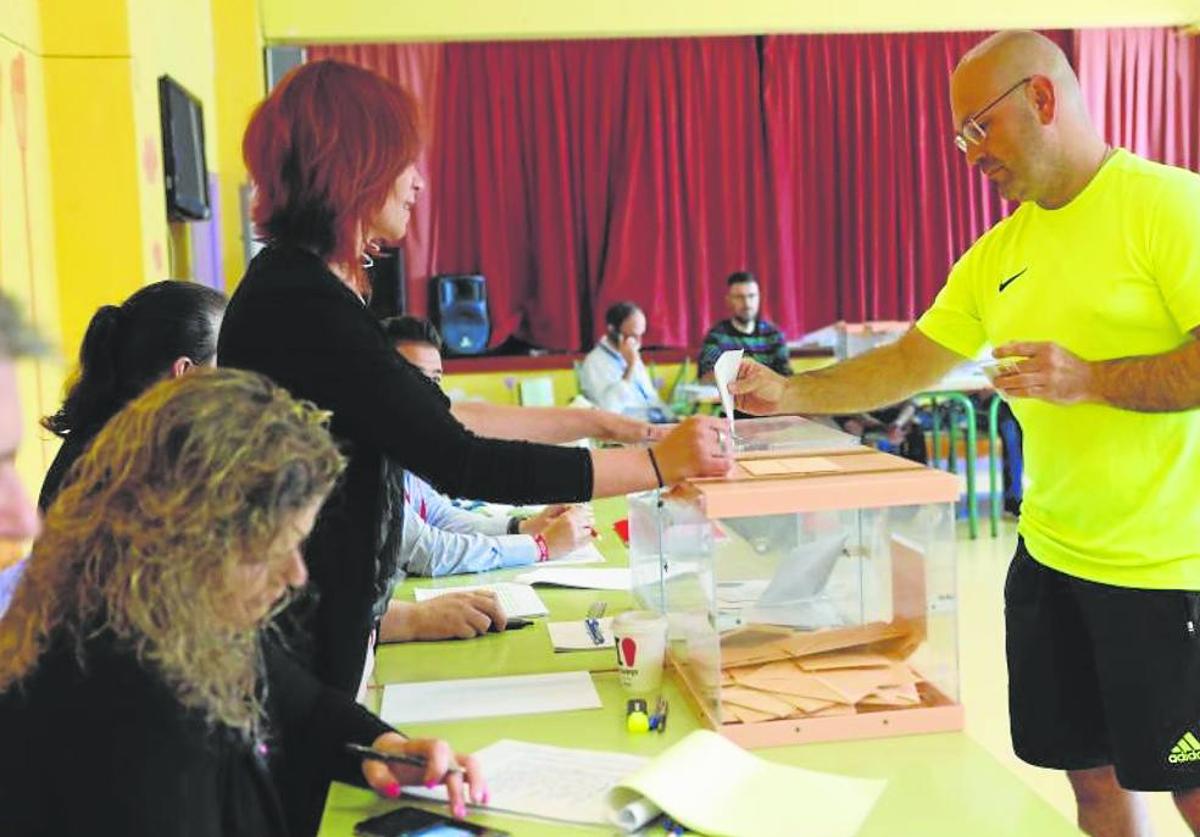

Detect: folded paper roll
[611, 796, 664, 832]
[606, 729, 886, 836]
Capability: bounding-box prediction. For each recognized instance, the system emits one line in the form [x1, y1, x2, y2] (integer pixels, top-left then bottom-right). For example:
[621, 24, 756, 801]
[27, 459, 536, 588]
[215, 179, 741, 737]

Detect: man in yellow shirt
[733, 30, 1200, 836]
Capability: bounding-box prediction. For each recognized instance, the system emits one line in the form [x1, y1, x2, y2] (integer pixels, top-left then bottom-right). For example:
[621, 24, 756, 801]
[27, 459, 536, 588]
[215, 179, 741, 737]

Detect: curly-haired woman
[0, 369, 483, 836]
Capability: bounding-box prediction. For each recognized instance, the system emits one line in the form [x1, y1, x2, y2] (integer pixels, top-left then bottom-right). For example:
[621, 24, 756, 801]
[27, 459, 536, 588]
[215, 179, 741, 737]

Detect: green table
[319, 500, 1070, 836]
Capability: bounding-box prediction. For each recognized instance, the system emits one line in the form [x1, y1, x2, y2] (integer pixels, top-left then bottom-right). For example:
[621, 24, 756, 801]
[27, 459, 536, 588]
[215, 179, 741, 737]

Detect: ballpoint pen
[649, 696, 669, 733]
[585, 619, 605, 645]
[487, 617, 534, 633]
[585, 601, 607, 645]
[344, 742, 464, 774]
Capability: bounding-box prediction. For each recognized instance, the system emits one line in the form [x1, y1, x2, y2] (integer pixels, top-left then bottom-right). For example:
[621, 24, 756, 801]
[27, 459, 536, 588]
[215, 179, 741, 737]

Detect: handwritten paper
[407, 739, 648, 825]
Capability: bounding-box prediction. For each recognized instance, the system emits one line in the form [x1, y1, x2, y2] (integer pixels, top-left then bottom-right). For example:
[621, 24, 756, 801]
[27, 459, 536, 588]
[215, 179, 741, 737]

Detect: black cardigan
[218, 245, 594, 693]
[219, 245, 594, 835]
[0, 633, 390, 837]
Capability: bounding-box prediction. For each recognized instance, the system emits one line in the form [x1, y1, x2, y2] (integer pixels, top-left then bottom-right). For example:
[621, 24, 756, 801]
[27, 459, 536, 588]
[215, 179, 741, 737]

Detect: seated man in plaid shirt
[698, 271, 794, 383]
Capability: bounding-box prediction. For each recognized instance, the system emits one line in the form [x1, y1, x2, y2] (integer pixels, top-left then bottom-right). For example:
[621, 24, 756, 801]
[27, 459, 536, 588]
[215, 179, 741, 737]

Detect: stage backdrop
[312, 29, 1197, 352]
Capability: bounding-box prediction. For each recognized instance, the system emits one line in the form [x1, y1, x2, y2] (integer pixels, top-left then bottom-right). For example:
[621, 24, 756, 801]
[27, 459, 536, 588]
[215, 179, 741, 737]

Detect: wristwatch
[507, 516, 526, 535]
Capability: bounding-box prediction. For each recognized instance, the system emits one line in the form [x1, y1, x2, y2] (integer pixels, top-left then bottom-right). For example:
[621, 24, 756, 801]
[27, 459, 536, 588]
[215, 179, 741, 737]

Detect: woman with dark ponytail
[38, 280, 226, 511]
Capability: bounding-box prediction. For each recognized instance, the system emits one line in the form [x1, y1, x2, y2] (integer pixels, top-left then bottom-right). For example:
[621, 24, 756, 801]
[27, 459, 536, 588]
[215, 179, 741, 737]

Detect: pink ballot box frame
[627, 447, 963, 749]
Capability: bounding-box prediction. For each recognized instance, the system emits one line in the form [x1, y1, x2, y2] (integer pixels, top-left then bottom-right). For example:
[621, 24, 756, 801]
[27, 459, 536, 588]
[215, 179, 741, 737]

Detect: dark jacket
[37, 422, 102, 513]
[218, 244, 594, 834]
[218, 245, 594, 691]
[0, 632, 389, 837]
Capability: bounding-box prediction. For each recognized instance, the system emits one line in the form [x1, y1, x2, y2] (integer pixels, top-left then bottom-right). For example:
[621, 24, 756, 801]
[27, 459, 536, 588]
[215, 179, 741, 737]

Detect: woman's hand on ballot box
[651, 415, 735, 485]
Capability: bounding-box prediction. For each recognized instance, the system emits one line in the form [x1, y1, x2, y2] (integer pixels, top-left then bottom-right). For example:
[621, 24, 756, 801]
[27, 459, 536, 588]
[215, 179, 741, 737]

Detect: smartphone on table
[354, 805, 510, 837]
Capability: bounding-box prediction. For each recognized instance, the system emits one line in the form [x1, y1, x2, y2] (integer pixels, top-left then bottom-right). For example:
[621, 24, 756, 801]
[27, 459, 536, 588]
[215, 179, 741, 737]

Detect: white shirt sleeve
[417, 475, 510, 537]
[400, 474, 538, 577]
[578, 342, 664, 414]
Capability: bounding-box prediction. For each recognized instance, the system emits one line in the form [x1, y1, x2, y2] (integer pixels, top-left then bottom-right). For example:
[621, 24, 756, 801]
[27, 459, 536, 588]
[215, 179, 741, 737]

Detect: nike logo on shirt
[999, 267, 1028, 293]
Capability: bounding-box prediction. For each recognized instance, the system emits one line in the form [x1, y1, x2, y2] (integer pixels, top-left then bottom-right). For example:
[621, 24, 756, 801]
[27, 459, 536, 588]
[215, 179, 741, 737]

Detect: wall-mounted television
[158, 75, 210, 221]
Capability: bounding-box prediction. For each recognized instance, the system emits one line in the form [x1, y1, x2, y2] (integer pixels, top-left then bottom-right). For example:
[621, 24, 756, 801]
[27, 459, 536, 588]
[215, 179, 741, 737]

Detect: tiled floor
[958, 520, 1190, 837]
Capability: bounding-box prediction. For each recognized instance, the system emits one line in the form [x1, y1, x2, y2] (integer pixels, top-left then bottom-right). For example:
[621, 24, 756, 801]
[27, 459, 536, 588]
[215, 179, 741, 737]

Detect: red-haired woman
[219, 60, 731, 835]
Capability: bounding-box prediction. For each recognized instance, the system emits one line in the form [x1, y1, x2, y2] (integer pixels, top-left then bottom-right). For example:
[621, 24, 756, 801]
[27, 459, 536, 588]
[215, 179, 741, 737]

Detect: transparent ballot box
[730, 415, 859, 456]
[628, 447, 961, 748]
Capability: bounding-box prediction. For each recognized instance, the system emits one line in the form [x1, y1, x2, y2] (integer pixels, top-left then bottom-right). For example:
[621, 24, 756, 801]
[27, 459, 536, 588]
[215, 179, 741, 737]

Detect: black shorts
[1005, 538, 1200, 791]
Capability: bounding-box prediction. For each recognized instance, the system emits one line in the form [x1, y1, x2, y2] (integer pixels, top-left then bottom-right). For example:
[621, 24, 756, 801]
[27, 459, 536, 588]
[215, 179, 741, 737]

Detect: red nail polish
[425, 780, 437, 789]
[482, 790, 491, 804]
[386, 782, 401, 799]
[454, 804, 466, 819]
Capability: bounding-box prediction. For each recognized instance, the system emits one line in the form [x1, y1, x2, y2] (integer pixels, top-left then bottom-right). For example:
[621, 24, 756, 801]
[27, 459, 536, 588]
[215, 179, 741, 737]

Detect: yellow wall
[35, 0, 254, 362]
[4, 0, 43, 53]
[211, 0, 264, 291]
[42, 56, 145, 356]
[127, 0, 219, 286]
[261, 0, 1200, 44]
[39, 0, 129, 54]
[0, 32, 63, 496]
[2, 0, 260, 501]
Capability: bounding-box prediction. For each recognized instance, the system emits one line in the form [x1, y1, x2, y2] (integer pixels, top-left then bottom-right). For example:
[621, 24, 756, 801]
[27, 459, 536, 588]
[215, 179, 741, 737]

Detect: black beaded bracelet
[647, 447, 665, 489]
[507, 516, 525, 535]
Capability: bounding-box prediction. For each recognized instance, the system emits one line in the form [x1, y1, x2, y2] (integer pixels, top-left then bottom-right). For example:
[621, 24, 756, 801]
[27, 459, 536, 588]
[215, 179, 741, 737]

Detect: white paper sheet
[550, 542, 606, 566]
[713, 349, 744, 431]
[514, 567, 632, 591]
[547, 616, 615, 651]
[407, 739, 649, 825]
[380, 671, 602, 725]
[759, 533, 847, 602]
[412, 582, 549, 617]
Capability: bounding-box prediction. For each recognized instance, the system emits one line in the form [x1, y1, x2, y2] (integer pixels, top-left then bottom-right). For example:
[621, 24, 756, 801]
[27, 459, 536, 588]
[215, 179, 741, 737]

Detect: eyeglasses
[953, 77, 1032, 153]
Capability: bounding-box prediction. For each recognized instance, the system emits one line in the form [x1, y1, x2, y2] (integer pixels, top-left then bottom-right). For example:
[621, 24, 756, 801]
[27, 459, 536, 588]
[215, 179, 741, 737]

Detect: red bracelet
[533, 533, 549, 562]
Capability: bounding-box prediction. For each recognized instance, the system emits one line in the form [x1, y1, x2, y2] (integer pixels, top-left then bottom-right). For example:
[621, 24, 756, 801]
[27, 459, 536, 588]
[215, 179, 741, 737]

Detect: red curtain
[316, 38, 767, 350]
[761, 31, 1074, 327]
[1076, 28, 1200, 171]
[764, 33, 1010, 328]
[318, 31, 1200, 353]
[583, 38, 771, 348]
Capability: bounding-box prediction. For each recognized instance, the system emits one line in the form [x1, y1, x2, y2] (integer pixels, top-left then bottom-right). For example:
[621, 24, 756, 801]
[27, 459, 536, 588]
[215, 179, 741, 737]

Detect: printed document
[381, 671, 601, 725]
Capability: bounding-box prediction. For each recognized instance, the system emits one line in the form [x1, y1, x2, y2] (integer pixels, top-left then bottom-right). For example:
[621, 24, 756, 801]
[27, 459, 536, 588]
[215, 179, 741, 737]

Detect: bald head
[950, 30, 1105, 208]
[957, 31, 1072, 85]
[953, 31, 1085, 122]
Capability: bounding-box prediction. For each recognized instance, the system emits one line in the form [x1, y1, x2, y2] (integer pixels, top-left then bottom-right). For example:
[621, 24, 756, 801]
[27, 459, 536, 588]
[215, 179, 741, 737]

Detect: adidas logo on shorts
[1168, 731, 1200, 764]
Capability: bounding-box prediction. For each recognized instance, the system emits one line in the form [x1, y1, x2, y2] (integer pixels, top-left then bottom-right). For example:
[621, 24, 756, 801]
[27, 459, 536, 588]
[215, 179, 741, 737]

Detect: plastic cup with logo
[612, 610, 668, 694]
